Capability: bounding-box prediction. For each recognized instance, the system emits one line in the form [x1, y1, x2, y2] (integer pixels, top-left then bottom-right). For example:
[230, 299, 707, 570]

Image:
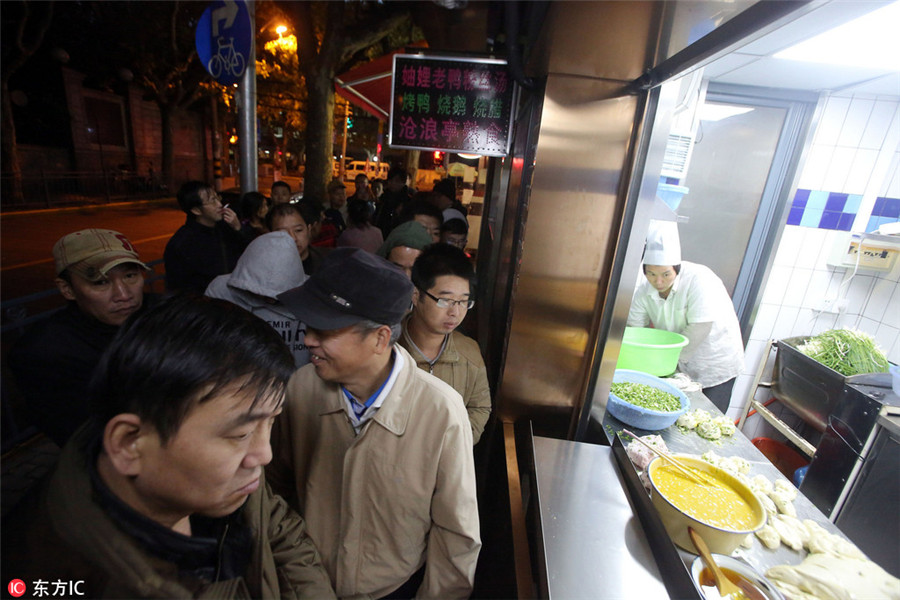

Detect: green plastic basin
[617, 327, 689, 376]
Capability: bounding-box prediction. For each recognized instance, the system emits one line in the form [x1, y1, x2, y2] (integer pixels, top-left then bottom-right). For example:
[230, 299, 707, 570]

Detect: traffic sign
[195, 0, 252, 86]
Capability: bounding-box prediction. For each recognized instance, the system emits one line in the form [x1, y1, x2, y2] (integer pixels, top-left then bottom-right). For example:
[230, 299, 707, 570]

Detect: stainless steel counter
[532, 436, 670, 599]
[878, 412, 900, 437]
[603, 389, 851, 577]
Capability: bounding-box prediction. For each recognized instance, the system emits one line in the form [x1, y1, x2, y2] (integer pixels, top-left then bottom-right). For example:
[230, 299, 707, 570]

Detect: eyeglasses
[421, 289, 474, 310]
[202, 193, 222, 206]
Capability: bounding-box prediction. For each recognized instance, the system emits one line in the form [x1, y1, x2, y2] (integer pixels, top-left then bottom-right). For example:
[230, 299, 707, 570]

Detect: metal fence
[0, 170, 168, 211]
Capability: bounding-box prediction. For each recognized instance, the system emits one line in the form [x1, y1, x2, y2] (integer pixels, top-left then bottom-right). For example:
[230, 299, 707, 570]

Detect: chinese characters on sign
[389, 55, 514, 156]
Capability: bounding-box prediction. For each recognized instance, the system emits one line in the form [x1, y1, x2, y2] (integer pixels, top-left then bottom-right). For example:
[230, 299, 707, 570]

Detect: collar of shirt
[402, 327, 449, 374]
[87, 437, 251, 581]
[341, 348, 406, 434]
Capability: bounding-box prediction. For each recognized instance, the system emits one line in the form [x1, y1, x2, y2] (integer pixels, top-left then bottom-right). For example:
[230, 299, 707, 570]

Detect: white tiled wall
[730, 93, 900, 423]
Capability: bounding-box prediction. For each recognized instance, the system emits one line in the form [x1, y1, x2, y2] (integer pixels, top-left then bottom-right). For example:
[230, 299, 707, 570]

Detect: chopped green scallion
[611, 382, 681, 412]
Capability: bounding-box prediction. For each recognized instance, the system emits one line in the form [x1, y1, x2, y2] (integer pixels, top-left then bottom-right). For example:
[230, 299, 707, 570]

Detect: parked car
[343, 161, 390, 182]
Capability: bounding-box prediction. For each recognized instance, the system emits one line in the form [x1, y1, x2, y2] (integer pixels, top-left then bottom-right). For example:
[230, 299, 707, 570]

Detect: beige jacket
[269, 345, 481, 599]
[398, 322, 492, 444]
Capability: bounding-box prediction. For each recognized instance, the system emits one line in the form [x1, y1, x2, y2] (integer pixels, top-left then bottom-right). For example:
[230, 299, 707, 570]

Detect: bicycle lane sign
[195, 0, 252, 86]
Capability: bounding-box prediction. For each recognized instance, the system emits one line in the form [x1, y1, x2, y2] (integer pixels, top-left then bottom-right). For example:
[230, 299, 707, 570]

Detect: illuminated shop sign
[389, 55, 514, 157]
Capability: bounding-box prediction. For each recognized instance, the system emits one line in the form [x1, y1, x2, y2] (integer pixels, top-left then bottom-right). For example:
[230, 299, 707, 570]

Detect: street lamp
[265, 25, 296, 53]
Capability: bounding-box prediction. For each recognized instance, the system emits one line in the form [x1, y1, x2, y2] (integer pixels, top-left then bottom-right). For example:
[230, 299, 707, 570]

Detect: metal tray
[772, 337, 846, 432]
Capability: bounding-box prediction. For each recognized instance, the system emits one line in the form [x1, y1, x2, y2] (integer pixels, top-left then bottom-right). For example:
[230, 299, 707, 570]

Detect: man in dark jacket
[374, 166, 412, 237]
[8, 228, 154, 446]
[2, 295, 336, 599]
[164, 180, 247, 293]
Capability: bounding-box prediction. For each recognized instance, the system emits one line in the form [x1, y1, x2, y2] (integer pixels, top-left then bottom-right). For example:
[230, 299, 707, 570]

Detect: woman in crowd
[240, 191, 270, 241]
[337, 199, 383, 254]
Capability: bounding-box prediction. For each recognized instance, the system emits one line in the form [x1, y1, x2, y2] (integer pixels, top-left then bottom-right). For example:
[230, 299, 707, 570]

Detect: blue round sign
[196, 0, 252, 86]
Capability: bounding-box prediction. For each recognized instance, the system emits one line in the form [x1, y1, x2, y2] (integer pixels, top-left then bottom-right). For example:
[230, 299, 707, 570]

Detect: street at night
[1, 200, 184, 301]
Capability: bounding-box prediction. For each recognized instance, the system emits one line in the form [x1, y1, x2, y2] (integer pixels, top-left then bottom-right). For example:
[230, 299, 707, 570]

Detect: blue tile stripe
[789, 189, 899, 232]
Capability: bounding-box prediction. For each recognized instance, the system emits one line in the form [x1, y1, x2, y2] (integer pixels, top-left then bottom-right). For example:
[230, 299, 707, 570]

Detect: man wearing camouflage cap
[9, 229, 154, 446]
[376, 220, 434, 279]
[268, 247, 481, 599]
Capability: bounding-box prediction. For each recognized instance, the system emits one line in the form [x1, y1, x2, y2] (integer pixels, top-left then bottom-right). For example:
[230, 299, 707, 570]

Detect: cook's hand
[222, 205, 241, 231]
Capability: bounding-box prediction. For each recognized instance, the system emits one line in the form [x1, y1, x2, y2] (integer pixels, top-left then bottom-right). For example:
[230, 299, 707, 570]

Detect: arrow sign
[196, 0, 251, 86]
[212, 0, 238, 36]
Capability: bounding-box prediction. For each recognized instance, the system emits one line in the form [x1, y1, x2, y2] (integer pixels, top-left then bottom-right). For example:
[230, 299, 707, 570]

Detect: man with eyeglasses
[399, 244, 492, 444]
[269, 248, 481, 599]
[164, 181, 247, 293]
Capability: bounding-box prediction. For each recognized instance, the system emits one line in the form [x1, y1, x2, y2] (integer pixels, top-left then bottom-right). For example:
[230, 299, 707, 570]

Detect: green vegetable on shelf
[797, 329, 889, 377]
[611, 382, 682, 412]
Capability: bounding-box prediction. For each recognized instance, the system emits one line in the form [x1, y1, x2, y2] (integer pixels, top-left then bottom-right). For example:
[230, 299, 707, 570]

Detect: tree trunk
[160, 104, 176, 192]
[303, 69, 336, 201]
[408, 150, 420, 191]
[1, 78, 24, 204]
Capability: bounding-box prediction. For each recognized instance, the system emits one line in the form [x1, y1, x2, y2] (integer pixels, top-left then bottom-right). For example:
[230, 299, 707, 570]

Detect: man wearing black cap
[269, 248, 481, 599]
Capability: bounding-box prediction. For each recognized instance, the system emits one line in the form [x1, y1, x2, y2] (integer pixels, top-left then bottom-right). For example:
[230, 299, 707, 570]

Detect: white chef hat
[643, 220, 681, 265]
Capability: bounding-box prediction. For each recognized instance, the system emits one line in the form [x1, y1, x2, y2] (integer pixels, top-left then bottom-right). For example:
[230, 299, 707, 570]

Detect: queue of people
[3, 169, 754, 598]
[4, 175, 489, 598]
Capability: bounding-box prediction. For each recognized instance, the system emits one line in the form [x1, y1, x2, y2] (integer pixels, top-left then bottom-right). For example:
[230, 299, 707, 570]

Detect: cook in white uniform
[627, 221, 744, 412]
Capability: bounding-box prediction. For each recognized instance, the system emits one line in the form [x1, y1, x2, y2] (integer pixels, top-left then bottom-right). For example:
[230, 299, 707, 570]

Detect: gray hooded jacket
[206, 231, 309, 367]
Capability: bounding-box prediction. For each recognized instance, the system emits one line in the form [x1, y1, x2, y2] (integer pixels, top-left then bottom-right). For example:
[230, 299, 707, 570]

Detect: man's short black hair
[267, 202, 306, 231]
[240, 191, 268, 221]
[296, 199, 323, 226]
[387, 166, 407, 183]
[346, 198, 373, 228]
[411, 243, 475, 293]
[89, 295, 294, 444]
[398, 199, 443, 225]
[271, 181, 291, 193]
[433, 178, 457, 201]
[176, 181, 209, 216]
[441, 218, 468, 235]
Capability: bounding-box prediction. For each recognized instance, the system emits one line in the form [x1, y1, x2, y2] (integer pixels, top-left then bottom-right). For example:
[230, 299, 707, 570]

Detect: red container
[752, 437, 809, 480]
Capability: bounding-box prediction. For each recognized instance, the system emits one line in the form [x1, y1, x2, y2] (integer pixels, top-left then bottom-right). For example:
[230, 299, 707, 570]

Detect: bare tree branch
[339, 12, 410, 66]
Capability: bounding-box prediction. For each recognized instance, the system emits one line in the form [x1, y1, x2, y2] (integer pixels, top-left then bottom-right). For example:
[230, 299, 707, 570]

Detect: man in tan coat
[271, 248, 481, 599]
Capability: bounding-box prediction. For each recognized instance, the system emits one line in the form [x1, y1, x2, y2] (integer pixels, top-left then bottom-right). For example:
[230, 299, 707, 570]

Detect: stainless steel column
[492, 2, 661, 436]
[238, 0, 257, 193]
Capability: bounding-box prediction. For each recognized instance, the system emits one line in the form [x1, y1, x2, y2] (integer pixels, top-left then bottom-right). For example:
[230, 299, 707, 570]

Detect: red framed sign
[389, 54, 515, 157]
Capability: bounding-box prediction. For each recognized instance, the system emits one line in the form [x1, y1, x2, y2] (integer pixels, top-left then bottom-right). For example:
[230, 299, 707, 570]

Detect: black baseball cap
[278, 247, 413, 330]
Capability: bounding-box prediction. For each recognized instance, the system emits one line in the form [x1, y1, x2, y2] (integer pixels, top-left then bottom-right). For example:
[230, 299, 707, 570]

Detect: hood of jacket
[227, 231, 306, 299]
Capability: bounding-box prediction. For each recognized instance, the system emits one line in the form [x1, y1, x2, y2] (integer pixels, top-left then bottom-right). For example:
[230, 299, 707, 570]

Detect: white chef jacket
[627, 261, 744, 388]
